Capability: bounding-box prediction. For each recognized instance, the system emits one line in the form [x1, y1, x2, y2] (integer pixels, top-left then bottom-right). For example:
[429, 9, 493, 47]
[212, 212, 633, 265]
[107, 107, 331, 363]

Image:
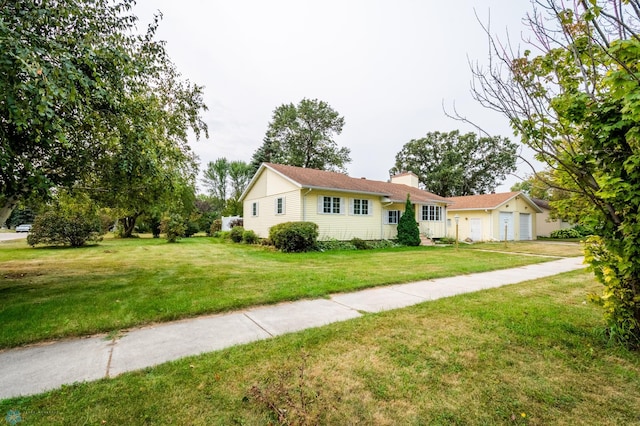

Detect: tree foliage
[397, 195, 421, 246]
[1, 0, 144, 223]
[390, 131, 518, 197]
[252, 98, 351, 172]
[202, 158, 253, 217]
[469, 0, 640, 347]
[0, 0, 208, 236]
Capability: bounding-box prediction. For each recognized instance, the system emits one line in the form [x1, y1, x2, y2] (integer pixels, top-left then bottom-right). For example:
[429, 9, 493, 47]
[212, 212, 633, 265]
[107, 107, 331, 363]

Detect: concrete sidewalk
[0, 256, 586, 400]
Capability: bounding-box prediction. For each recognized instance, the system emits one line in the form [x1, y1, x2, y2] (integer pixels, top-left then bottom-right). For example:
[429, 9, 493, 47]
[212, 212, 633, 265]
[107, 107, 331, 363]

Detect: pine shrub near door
[397, 194, 421, 246]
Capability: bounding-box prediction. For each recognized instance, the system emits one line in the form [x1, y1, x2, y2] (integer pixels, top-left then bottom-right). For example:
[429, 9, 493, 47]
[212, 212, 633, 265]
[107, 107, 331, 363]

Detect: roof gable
[242, 163, 450, 204]
[448, 192, 543, 212]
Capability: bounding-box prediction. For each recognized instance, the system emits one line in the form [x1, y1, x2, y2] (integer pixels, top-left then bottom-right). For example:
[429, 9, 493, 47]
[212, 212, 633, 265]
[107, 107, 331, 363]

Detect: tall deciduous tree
[390, 131, 518, 197]
[468, 0, 640, 346]
[0, 0, 145, 225]
[0, 0, 208, 231]
[252, 98, 351, 172]
[202, 158, 230, 203]
[202, 158, 253, 216]
[85, 57, 207, 237]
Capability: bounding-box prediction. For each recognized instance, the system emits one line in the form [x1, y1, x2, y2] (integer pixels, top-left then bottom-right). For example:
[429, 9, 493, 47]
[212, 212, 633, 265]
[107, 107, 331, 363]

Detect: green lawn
[0, 236, 568, 349]
[2, 270, 638, 425]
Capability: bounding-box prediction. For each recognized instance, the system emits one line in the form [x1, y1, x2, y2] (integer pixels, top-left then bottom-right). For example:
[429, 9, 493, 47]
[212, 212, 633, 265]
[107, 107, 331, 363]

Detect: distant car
[15, 224, 32, 233]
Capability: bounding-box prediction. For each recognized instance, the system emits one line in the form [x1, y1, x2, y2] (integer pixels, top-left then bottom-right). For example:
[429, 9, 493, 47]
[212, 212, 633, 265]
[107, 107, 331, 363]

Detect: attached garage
[519, 213, 532, 240]
[447, 192, 543, 242]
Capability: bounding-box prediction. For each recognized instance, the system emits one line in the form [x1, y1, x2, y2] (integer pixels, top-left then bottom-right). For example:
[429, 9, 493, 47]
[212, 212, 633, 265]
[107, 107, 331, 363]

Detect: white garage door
[499, 212, 514, 241]
[519, 213, 532, 240]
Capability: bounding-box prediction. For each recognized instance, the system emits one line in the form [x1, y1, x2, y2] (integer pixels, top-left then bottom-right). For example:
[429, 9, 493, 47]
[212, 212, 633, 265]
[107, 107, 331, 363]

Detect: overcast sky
[133, 0, 539, 193]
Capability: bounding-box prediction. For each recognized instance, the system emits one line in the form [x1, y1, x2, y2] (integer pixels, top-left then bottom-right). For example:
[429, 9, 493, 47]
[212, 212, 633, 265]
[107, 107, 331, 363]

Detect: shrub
[269, 222, 319, 253]
[160, 214, 186, 243]
[242, 229, 260, 244]
[213, 230, 231, 239]
[229, 226, 244, 243]
[315, 239, 356, 251]
[184, 220, 199, 237]
[351, 237, 370, 250]
[397, 194, 421, 246]
[27, 210, 103, 247]
[550, 228, 580, 239]
[210, 219, 222, 235]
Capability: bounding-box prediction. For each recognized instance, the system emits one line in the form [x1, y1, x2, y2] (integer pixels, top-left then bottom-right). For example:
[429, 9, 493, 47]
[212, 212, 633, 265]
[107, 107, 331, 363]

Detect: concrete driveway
[0, 232, 28, 242]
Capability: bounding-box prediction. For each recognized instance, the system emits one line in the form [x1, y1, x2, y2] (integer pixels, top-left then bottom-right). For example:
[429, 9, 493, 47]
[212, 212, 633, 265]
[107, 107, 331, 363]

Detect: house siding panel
[303, 191, 384, 240]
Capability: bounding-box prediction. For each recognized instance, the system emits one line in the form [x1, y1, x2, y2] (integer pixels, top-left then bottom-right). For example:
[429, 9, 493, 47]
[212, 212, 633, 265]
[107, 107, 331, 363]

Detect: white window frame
[351, 198, 371, 216]
[421, 205, 442, 222]
[252, 202, 259, 217]
[385, 210, 400, 224]
[318, 196, 343, 214]
[275, 197, 285, 215]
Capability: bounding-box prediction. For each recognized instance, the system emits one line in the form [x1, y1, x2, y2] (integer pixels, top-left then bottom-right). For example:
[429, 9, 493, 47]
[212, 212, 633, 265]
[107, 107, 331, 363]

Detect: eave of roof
[447, 191, 543, 213]
[240, 163, 452, 204]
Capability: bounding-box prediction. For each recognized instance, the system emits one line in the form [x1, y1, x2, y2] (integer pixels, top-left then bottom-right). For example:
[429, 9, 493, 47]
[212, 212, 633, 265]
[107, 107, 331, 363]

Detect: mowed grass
[0, 237, 571, 349]
[2, 270, 638, 424]
[466, 240, 585, 257]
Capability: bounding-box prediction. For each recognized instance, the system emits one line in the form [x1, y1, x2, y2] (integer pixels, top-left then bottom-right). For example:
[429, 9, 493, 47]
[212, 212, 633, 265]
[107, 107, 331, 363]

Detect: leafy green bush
[184, 220, 199, 237]
[351, 237, 370, 250]
[269, 222, 319, 253]
[242, 229, 260, 244]
[210, 219, 222, 235]
[212, 230, 230, 239]
[27, 210, 103, 247]
[549, 225, 594, 239]
[160, 214, 186, 243]
[230, 226, 244, 243]
[315, 239, 356, 251]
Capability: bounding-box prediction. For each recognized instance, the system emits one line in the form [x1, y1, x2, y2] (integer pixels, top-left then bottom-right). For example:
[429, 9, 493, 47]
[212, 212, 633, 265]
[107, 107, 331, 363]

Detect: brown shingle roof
[264, 163, 450, 204]
[447, 192, 520, 210]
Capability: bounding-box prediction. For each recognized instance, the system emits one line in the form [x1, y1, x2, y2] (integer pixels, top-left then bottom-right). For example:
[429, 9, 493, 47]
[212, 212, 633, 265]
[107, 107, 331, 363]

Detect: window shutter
[340, 197, 345, 214]
[350, 199, 354, 215]
[318, 196, 324, 213]
[383, 210, 389, 224]
[282, 197, 286, 214]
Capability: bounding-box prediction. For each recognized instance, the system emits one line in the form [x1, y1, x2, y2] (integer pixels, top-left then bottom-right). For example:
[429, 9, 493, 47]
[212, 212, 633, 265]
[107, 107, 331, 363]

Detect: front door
[470, 218, 482, 241]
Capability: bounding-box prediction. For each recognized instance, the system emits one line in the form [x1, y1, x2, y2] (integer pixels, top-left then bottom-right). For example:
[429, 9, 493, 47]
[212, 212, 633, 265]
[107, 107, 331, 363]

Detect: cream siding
[303, 191, 384, 240]
[447, 196, 538, 241]
[243, 166, 449, 241]
[243, 168, 304, 238]
[536, 209, 572, 237]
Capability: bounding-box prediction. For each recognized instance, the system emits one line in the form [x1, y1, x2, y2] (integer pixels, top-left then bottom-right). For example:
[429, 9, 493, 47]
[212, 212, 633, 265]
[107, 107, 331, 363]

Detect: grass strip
[0, 237, 577, 348]
[1, 270, 637, 424]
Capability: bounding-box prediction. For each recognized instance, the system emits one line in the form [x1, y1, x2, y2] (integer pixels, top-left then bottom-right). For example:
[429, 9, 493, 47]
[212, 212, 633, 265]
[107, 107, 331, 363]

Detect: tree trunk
[0, 196, 19, 228]
[120, 214, 140, 238]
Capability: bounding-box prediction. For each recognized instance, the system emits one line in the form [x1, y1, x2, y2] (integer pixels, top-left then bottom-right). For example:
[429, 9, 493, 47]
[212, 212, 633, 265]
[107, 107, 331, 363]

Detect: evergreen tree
[397, 194, 421, 246]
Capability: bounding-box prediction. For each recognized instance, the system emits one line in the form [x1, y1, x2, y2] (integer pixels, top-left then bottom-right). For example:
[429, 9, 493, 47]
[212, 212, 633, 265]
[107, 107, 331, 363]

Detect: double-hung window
[251, 202, 259, 217]
[386, 210, 400, 224]
[320, 196, 342, 214]
[275, 197, 285, 215]
[352, 199, 370, 215]
[421, 205, 442, 221]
